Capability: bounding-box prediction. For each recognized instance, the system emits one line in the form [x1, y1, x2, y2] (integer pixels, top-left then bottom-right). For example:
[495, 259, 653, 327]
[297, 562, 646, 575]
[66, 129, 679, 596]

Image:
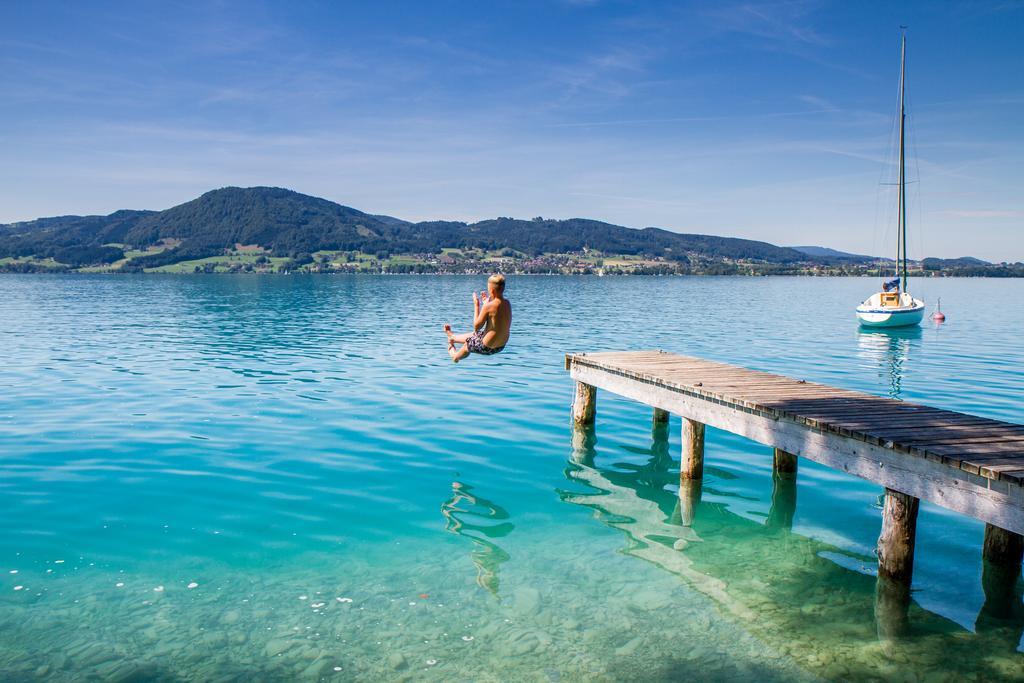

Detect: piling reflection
[976, 560, 1024, 652]
[874, 576, 912, 653]
[560, 424, 1024, 680]
[570, 425, 597, 467]
[440, 482, 513, 598]
[675, 479, 703, 528]
[766, 468, 797, 532]
[856, 327, 922, 399]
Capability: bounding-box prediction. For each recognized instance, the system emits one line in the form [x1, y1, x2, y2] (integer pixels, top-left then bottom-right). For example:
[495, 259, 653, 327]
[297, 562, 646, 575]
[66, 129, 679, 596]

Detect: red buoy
[931, 298, 946, 322]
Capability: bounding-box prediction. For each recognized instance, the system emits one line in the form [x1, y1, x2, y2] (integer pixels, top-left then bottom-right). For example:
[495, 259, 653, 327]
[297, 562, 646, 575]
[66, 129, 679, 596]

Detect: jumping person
[444, 274, 512, 363]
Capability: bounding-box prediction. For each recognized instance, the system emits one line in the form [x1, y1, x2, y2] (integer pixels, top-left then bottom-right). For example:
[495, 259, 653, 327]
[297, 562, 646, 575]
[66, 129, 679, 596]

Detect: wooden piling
[571, 381, 596, 426]
[982, 523, 1024, 575]
[767, 450, 798, 531]
[877, 489, 920, 584]
[773, 448, 798, 475]
[652, 407, 669, 425]
[680, 418, 705, 481]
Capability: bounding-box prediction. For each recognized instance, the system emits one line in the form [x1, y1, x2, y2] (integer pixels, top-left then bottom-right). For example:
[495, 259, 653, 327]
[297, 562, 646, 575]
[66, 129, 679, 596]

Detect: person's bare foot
[444, 323, 454, 341]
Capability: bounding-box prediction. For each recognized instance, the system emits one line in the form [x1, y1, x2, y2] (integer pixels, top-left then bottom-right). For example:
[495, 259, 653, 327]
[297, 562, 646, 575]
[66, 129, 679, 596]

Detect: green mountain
[922, 256, 990, 268]
[0, 210, 154, 266]
[0, 186, 810, 269]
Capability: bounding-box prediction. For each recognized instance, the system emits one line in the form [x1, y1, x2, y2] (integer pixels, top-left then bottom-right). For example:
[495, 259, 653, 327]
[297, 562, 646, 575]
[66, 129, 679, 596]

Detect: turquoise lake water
[1, 274, 1023, 681]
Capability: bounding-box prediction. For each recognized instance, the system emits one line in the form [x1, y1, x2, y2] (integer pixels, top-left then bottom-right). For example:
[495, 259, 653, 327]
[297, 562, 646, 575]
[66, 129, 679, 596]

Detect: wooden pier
[565, 350, 1024, 589]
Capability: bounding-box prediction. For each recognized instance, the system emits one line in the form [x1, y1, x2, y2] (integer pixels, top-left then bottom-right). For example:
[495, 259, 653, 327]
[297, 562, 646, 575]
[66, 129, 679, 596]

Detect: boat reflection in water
[856, 326, 923, 399]
[561, 419, 1024, 678]
[440, 481, 514, 598]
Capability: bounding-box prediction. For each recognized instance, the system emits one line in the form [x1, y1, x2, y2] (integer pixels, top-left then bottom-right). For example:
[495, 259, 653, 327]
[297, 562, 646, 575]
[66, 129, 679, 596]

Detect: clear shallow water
[0, 274, 1022, 681]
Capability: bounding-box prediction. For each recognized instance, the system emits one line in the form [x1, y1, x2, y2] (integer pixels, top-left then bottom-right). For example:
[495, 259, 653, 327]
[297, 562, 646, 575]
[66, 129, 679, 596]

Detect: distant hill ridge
[790, 245, 889, 262]
[0, 186, 983, 270]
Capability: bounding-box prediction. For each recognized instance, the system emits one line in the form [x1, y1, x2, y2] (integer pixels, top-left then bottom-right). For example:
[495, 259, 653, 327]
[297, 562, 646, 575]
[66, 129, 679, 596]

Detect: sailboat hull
[856, 301, 925, 328]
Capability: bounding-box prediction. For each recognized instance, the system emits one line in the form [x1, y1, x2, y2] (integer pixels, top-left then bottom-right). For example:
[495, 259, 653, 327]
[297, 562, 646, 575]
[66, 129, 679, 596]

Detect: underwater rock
[202, 631, 228, 648]
[76, 643, 115, 668]
[264, 638, 294, 657]
[478, 621, 501, 638]
[513, 587, 541, 616]
[629, 590, 662, 611]
[615, 637, 642, 657]
[220, 610, 240, 625]
[387, 652, 408, 670]
[300, 659, 333, 679]
[513, 638, 539, 656]
[112, 660, 163, 682]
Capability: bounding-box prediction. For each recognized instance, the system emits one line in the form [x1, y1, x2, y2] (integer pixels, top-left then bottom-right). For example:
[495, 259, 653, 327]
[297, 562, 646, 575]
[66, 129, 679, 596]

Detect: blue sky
[2, 1, 1021, 260]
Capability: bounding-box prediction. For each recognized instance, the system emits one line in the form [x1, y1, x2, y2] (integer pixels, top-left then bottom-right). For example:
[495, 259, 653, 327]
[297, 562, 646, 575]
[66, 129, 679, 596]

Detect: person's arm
[473, 299, 493, 332]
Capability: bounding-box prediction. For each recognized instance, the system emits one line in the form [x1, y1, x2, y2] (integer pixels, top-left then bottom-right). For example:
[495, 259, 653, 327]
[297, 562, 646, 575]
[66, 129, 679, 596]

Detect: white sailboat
[856, 31, 925, 328]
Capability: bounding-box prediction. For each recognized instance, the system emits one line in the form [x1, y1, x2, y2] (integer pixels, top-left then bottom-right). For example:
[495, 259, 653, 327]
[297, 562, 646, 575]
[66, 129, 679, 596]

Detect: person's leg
[449, 342, 471, 363]
[444, 324, 472, 344]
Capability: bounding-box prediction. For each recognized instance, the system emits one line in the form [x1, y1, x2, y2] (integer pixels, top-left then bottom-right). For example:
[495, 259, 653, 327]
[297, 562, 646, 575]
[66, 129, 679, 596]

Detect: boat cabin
[880, 291, 900, 307]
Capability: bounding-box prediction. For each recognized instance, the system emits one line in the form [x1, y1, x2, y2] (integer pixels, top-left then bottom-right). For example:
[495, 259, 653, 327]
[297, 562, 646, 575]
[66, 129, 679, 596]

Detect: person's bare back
[444, 274, 512, 363]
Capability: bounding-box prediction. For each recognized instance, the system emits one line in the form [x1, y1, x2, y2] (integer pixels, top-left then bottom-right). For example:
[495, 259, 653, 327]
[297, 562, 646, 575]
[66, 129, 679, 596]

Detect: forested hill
[0, 186, 812, 269]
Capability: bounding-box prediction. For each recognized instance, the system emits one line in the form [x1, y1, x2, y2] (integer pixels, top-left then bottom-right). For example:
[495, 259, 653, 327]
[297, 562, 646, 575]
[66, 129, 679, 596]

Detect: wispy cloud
[567, 191, 696, 211]
[702, 1, 830, 47]
[797, 94, 838, 112]
[545, 46, 654, 101]
[392, 36, 506, 75]
[546, 106, 852, 128]
[934, 209, 1022, 218]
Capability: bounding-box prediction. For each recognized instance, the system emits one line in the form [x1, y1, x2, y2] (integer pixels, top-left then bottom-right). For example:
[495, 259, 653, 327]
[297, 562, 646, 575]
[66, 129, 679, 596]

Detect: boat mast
[898, 30, 907, 293]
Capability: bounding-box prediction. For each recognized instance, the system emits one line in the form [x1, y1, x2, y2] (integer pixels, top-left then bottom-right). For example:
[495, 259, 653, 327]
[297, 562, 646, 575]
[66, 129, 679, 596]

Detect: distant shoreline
[2, 269, 1021, 279]
[5, 187, 1017, 277]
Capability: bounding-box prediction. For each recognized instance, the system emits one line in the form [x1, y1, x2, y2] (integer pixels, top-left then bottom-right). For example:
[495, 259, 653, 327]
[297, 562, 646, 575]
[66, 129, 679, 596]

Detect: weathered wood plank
[834, 417, 1009, 431]
[898, 433, 1024, 446]
[924, 442, 1024, 456]
[786, 410, 960, 425]
[864, 420, 1024, 434]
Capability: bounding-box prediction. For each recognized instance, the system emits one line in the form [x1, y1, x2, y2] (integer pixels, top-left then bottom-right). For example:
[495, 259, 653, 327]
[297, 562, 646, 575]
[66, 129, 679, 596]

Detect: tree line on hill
[1, 186, 1015, 275]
